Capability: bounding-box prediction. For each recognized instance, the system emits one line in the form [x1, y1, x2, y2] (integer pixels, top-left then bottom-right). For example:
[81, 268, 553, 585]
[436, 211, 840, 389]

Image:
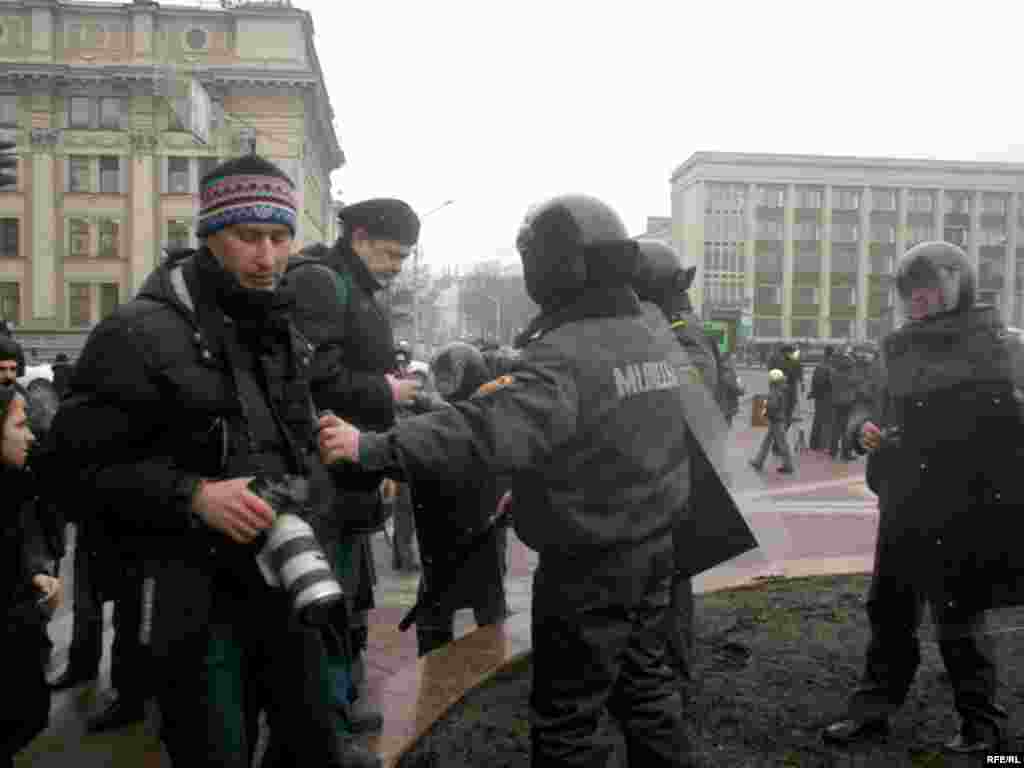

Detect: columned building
[671, 152, 1024, 348]
[0, 0, 343, 352]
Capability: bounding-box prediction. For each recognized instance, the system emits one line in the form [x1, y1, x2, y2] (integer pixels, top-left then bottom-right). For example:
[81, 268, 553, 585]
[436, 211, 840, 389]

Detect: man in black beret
[286, 197, 423, 735]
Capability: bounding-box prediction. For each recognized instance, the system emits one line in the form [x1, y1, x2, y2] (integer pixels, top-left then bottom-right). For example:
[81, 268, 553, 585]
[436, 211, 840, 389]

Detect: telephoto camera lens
[250, 474, 344, 627]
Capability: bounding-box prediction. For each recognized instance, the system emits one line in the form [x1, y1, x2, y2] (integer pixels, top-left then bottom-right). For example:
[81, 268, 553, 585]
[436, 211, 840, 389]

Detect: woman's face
[2, 396, 34, 468]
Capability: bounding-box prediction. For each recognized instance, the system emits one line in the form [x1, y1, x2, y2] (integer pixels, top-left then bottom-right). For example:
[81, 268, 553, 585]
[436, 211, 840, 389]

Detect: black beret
[338, 198, 420, 246]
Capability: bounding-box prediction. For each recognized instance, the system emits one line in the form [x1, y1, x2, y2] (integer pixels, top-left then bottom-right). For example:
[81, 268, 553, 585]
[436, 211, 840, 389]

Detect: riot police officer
[823, 241, 1024, 754]
[320, 195, 692, 767]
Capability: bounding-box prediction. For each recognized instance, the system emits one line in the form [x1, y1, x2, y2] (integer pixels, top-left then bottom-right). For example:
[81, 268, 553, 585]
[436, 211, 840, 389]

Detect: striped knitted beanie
[196, 155, 297, 239]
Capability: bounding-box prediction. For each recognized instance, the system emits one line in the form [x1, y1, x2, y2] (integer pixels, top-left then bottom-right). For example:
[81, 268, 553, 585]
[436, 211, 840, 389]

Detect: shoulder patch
[473, 375, 516, 398]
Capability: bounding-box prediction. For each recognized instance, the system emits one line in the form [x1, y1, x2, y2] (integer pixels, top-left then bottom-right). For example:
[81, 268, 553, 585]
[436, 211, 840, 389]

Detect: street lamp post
[412, 199, 454, 358]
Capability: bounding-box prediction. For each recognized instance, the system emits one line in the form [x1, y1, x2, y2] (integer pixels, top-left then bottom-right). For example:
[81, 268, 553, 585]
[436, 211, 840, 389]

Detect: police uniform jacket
[853, 305, 1024, 612]
[51, 249, 328, 658]
[359, 285, 691, 604]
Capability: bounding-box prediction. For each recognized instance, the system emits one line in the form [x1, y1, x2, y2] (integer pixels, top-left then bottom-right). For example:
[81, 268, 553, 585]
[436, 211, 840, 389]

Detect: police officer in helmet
[320, 194, 692, 766]
[823, 241, 1024, 754]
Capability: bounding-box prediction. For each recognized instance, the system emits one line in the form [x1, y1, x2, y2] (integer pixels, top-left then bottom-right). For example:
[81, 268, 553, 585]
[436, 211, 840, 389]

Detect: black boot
[822, 718, 889, 746]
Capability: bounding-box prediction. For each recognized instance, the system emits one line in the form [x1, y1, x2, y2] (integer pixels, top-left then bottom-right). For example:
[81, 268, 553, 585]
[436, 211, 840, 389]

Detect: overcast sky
[294, 0, 1024, 272]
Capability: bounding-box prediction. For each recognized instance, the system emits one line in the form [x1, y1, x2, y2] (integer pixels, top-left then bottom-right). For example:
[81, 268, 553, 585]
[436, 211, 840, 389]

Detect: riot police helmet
[632, 239, 697, 304]
[430, 341, 491, 402]
[515, 195, 637, 309]
[895, 241, 976, 321]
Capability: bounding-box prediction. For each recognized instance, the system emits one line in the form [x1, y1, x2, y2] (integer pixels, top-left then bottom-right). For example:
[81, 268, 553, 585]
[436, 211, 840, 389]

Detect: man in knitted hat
[50, 155, 380, 767]
[285, 196, 422, 735]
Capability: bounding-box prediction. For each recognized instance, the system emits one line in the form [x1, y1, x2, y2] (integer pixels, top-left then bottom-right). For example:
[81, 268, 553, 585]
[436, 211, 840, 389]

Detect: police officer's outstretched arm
[319, 340, 579, 482]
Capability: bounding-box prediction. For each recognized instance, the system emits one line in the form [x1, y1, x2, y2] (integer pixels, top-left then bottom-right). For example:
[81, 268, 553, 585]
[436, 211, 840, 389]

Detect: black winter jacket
[55, 250, 329, 657]
[855, 306, 1024, 611]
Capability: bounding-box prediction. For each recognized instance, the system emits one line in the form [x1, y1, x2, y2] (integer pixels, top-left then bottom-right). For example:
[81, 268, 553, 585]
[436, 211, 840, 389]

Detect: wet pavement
[17, 379, 877, 766]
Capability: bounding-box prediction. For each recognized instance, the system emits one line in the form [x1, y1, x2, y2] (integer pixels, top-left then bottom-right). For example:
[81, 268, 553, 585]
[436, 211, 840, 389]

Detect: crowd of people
[1, 152, 1021, 768]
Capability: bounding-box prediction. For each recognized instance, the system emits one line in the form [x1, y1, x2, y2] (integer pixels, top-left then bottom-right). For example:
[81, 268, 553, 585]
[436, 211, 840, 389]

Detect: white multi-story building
[671, 151, 1024, 348]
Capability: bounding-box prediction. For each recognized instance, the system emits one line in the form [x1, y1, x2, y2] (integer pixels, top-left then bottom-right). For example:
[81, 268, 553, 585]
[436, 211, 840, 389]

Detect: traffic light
[0, 140, 16, 190]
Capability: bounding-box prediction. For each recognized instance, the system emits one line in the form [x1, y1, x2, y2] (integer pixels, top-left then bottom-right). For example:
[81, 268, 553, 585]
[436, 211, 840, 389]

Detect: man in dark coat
[320, 195, 693, 767]
[823, 241, 1023, 755]
[50, 156, 378, 767]
[828, 345, 857, 460]
[808, 345, 834, 450]
[285, 198, 422, 733]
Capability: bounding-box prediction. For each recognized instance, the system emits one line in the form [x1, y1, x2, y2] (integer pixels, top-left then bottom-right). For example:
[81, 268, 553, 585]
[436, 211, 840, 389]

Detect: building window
[69, 97, 92, 129]
[166, 219, 191, 252]
[0, 219, 17, 258]
[831, 285, 856, 307]
[754, 317, 782, 337]
[982, 194, 1007, 216]
[907, 223, 933, 245]
[907, 191, 934, 213]
[795, 187, 822, 209]
[832, 221, 860, 242]
[756, 248, 782, 274]
[945, 193, 969, 215]
[871, 223, 896, 243]
[793, 317, 818, 338]
[795, 249, 820, 274]
[796, 285, 818, 305]
[978, 227, 1006, 247]
[99, 97, 125, 130]
[69, 219, 90, 258]
[759, 187, 785, 208]
[756, 220, 783, 240]
[872, 189, 896, 211]
[99, 156, 121, 194]
[756, 284, 781, 305]
[830, 318, 853, 339]
[944, 226, 968, 247]
[99, 283, 119, 319]
[68, 283, 91, 327]
[68, 156, 92, 193]
[831, 248, 859, 274]
[0, 283, 19, 325]
[167, 157, 190, 194]
[794, 220, 820, 241]
[870, 250, 894, 275]
[98, 219, 120, 259]
[0, 95, 16, 127]
[834, 189, 861, 210]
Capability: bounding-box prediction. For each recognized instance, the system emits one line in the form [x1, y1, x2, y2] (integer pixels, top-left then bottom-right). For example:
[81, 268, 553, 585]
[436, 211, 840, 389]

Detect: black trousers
[530, 548, 689, 767]
[830, 404, 854, 458]
[846, 554, 1006, 736]
[0, 625, 50, 764]
[155, 586, 343, 768]
[415, 527, 509, 657]
[68, 538, 149, 699]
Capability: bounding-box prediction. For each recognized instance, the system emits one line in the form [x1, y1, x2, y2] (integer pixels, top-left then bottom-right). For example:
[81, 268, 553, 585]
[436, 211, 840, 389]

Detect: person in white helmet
[748, 368, 794, 474]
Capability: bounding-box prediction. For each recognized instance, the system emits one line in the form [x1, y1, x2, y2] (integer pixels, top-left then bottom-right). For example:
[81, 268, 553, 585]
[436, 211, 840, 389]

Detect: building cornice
[0, 62, 320, 88]
[671, 151, 1024, 184]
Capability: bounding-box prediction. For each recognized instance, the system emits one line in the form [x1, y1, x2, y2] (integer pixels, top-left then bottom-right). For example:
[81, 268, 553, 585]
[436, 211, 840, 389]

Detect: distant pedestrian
[749, 369, 794, 474]
[808, 346, 834, 451]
